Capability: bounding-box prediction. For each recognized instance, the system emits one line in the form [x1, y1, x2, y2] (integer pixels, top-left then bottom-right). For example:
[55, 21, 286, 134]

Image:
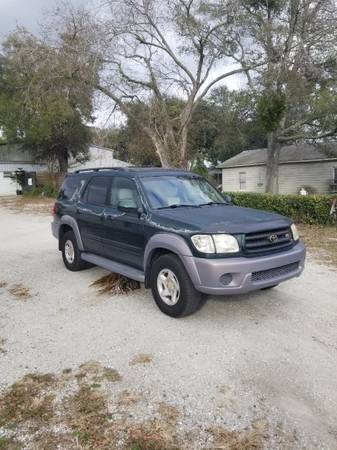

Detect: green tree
[52, 0, 260, 168]
[0, 28, 94, 171]
[236, 0, 337, 192]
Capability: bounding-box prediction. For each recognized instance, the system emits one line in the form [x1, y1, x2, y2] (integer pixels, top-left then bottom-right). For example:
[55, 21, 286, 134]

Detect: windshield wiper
[198, 201, 226, 206]
[157, 204, 200, 210]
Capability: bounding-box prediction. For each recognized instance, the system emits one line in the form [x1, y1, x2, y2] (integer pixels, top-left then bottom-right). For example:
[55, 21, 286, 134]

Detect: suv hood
[151, 204, 291, 234]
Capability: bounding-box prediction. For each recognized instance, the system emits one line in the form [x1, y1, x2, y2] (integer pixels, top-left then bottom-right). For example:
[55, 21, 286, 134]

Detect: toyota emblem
[269, 234, 278, 243]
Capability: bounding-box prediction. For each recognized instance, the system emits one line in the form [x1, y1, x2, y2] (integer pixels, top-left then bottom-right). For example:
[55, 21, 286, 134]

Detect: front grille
[252, 262, 299, 282]
[244, 227, 293, 255]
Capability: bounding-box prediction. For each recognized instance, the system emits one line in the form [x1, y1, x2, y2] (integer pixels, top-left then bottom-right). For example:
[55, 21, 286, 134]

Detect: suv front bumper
[182, 242, 306, 295]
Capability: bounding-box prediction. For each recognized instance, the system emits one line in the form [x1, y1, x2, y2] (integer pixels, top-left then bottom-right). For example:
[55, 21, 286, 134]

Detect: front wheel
[150, 254, 203, 318]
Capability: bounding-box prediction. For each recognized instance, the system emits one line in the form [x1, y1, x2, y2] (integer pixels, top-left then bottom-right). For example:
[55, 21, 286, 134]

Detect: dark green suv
[52, 167, 305, 317]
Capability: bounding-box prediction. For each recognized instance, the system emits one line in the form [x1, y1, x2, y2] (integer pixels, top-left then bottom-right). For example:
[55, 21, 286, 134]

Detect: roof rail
[74, 167, 128, 174]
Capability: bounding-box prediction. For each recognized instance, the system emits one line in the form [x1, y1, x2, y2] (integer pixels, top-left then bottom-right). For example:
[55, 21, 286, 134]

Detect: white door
[0, 172, 17, 196]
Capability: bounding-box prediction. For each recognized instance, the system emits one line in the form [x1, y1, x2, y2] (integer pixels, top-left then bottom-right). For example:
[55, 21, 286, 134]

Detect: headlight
[191, 234, 239, 254]
[213, 234, 240, 253]
[291, 223, 299, 242]
[191, 235, 215, 253]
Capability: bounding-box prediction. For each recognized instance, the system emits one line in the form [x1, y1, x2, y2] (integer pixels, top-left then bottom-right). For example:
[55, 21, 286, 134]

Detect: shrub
[226, 192, 336, 225]
[24, 182, 58, 199]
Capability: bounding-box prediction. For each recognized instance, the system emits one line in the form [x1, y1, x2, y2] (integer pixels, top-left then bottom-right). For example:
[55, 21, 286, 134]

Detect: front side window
[140, 175, 225, 209]
[111, 176, 140, 209]
[85, 176, 110, 205]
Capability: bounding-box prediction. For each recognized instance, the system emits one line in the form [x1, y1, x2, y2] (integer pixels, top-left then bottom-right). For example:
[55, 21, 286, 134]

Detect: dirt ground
[0, 199, 337, 449]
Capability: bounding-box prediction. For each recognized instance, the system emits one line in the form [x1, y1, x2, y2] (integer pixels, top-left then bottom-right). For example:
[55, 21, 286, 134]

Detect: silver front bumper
[183, 242, 306, 295]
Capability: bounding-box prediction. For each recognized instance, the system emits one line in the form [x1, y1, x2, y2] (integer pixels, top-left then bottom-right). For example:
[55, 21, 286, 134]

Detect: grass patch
[0, 436, 21, 450]
[118, 390, 142, 408]
[0, 338, 6, 354]
[130, 353, 153, 366]
[7, 283, 31, 300]
[298, 224, 337, 268]
[0, 196, 53, 215]
[90, 273, 140, 295]
[64, 385, 114, 448]
[208, 421, 268, 450]
[126, 420, 180, 450]
[0, 364, 275, 450]
[158, 402, 179, 425]
[102, 367, 123, 382]
[0, 373, 56, 426]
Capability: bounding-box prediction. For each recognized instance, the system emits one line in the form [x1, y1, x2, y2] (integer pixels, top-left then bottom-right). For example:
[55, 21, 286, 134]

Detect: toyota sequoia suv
[51, 167, 306, 317]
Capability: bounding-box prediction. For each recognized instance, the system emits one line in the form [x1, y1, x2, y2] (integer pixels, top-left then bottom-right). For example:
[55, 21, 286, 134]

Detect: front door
[102, 176, 145, 270]
[76, 175, 111, 255]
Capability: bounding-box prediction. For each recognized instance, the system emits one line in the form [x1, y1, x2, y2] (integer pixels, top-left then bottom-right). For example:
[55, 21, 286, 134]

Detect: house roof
[218, 143, 337, 169]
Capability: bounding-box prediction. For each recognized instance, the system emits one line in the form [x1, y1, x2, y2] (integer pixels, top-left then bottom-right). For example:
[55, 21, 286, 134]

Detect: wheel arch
[143, 233, 200, 288]
[58, 215, 84, 251]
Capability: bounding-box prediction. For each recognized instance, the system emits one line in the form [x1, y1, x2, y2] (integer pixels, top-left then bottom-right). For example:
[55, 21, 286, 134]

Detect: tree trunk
[153, 140, 171, 168]
[57, 149, 69, 173]
[265, 132, 281, 193]
[179, 125, 189, 169]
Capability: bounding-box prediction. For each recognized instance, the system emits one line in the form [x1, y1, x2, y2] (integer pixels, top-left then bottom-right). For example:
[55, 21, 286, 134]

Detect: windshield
[140, 175, 226, 209]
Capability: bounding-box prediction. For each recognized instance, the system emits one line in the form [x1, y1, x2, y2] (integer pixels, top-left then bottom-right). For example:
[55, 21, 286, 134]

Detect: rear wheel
[150, 254, 203, 317]
[61, 230, 90, 271]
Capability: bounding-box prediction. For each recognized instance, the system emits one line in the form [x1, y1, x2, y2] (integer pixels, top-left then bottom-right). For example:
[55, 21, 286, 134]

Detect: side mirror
[223, 194, 233, 204]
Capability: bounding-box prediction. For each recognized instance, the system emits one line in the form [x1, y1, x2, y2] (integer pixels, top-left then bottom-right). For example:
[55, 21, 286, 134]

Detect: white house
[0, 144, 47, 196]
[218, 144, 337, 194]
[0, 143, 129, 196]
[68, 144, 129, 172]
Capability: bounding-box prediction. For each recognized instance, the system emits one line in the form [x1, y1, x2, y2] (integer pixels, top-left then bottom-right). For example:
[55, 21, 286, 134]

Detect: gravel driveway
[0, 205, 337, 449]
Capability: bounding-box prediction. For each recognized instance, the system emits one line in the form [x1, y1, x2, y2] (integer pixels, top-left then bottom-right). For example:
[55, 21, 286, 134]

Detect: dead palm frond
[90, 273, 140, 295]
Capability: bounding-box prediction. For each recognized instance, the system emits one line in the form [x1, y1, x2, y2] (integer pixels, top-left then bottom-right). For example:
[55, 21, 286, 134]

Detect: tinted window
[59, 176, 83, 200]
[85, 176, 110, 205]
[111, 177, 139, 209]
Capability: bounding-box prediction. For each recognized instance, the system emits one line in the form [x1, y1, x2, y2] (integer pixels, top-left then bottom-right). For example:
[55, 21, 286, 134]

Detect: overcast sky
[0, 0, 243, 128]
[0, 0, 85, 38]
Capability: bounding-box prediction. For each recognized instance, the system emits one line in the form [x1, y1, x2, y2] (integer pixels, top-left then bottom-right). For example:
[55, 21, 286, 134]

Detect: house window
[239, 172, 246, 191]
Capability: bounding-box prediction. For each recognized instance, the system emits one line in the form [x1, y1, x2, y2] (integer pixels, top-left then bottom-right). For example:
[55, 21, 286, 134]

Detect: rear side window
[85, 176, 110, 205]
[59, 176, 83, 200]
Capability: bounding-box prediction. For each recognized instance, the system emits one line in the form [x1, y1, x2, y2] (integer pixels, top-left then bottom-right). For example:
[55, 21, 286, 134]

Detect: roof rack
[74, 167, 128, 174]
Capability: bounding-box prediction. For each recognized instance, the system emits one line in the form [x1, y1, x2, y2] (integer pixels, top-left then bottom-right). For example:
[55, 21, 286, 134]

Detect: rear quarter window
[84, 176, 111, 205]
[58, 176, 84, 200]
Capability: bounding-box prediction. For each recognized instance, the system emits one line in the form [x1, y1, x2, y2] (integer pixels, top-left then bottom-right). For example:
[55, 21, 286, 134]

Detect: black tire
[261, 284, 279, 290]
[150, 253, 203, 318]
[61, 230, 90, 271]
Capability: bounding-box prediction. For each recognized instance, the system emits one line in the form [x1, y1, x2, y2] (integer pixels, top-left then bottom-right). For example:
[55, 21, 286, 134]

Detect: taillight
[52, 203, 57, 216]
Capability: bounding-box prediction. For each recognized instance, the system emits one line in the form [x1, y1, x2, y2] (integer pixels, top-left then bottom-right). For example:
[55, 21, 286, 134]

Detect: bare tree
[55, 0, 261, 168]
[236, 0, 337, 193]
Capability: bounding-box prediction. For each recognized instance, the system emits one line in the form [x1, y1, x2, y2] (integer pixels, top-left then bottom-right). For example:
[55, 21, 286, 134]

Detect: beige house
[218, 144, 337, 194]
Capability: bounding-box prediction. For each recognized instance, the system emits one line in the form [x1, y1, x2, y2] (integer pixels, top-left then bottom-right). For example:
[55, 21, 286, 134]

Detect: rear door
[102, 176, 145, 270]
[76, 175, 111, 256]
